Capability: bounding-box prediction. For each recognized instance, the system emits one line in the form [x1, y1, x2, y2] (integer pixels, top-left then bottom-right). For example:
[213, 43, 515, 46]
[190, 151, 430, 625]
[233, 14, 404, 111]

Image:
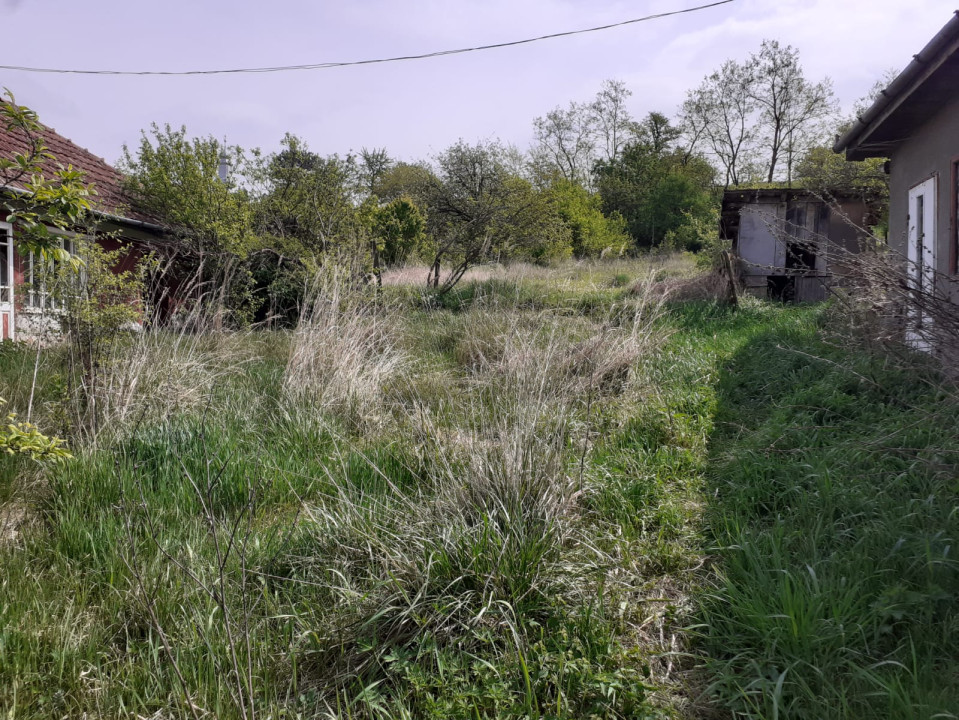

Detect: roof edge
[834, 10, 959, 159]
[2, 183, 168, 235]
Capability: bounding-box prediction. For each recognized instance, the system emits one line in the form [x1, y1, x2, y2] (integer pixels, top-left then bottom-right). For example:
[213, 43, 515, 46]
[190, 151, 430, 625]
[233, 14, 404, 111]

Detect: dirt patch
[0, 501, 33, 550]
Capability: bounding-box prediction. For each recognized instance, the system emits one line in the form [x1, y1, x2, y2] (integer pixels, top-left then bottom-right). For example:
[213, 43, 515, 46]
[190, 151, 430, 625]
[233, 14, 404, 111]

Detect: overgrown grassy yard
[0, 258, 956, 719]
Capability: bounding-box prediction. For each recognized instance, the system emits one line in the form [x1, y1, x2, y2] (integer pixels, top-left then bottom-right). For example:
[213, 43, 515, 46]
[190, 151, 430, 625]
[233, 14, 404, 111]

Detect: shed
[721, 188, 874, 302]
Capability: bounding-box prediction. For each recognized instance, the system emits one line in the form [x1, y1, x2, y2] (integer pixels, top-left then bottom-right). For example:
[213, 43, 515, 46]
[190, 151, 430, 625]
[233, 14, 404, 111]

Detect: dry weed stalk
[68, 305, 248, 445]
[283, 270, 405, 426]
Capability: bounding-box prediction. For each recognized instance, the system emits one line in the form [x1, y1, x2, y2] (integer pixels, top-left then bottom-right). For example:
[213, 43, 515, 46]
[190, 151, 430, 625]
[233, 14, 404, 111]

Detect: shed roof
[0, 106, 160, 228]
[721, 187, 863, 206]
[834, 11, 959, 161]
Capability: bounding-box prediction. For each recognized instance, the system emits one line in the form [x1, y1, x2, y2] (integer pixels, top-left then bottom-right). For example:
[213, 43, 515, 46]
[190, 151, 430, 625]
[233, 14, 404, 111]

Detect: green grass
[0, 258, 956, 718]
[680, 302, 959, 719]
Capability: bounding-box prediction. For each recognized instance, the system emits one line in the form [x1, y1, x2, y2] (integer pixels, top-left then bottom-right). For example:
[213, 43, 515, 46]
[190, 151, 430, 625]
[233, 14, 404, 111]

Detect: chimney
[218, 146, 229, 183]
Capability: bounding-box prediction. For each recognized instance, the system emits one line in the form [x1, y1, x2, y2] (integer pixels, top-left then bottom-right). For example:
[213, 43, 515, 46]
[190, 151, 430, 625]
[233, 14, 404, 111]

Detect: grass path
[674, 302, 959, 719]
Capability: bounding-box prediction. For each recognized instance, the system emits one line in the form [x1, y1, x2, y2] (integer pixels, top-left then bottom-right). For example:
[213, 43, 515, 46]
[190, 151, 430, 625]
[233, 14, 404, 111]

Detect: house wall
[888, 91, 959, 301]
[11, 230, 150, 339]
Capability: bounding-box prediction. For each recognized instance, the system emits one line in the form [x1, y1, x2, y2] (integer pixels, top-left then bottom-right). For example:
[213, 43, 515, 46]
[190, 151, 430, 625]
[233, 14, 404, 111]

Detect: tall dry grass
[281, 272, 671, 713]
[64, 311, 251, 446]
[283, 270, 406, 428]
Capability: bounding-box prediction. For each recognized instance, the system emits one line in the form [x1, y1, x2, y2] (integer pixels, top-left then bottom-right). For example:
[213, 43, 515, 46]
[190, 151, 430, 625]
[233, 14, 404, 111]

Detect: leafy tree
[681, 40, 836, 186]
[681, 59, 756, 187]
[120, 124, 260, 323]
[371, 196, 427, 267]
[251, 134, 361, 257]
[248, 135, 374, 321]
[795, 146, 888, 203]
[121, 123, 254, 257]
[636, 112, 681, 155]
[547, 179, 628, 257]
[588, 79, 638, 164]
[531, 80, 640, 187]
[531, 102, 596, 187]
[0, 90, 93, 263]
[357, 147, 394, 198]
[425, 140, 568, 293]
[746, 40, 837, 183]
[373, 161, 436, 206]
[596, 116, 718, 250]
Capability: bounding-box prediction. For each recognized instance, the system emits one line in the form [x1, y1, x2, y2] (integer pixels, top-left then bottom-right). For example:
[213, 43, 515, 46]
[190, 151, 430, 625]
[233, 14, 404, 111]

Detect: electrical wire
[0, 0, 734, 76]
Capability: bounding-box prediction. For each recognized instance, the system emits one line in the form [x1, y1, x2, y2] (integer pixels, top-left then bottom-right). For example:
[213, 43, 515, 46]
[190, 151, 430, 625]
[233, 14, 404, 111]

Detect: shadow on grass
[699, 313, 959, 719]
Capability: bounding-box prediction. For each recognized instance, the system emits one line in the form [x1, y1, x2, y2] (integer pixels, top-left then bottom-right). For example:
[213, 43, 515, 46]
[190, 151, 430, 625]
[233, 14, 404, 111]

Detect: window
[24, 236, 75, 311]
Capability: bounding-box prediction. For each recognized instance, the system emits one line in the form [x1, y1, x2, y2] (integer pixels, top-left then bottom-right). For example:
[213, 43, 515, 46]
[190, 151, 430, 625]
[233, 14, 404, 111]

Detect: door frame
[906, 175, 937, 348]
[0, 222, 14, 341]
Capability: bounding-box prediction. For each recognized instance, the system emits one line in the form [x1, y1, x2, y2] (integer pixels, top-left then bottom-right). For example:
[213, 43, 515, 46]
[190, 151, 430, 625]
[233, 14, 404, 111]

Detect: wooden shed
[720, 188, 875, 303]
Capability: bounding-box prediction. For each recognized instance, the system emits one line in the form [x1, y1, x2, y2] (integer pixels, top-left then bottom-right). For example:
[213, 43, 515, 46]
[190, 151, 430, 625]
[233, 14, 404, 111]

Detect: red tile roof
[0, 106, 156, 225]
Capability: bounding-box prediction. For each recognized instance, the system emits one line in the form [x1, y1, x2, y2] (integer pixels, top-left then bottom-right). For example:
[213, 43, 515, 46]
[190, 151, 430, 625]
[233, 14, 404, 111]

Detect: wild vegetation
[4, 30, 956, 720]
[102, 39, 885, 330]
[0, 256, 957, 719]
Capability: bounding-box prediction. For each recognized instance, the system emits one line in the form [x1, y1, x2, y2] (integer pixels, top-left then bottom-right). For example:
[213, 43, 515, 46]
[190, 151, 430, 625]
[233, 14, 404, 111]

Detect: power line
[0, 0, 734, 76]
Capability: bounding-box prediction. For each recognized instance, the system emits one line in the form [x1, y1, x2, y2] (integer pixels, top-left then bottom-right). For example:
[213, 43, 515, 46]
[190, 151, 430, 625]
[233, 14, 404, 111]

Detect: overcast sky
[2, 0, 954, 166]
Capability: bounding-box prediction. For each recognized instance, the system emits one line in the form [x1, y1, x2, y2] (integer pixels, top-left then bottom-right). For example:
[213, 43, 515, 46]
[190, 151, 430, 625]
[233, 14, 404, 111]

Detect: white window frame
[23, 229, 77, 313]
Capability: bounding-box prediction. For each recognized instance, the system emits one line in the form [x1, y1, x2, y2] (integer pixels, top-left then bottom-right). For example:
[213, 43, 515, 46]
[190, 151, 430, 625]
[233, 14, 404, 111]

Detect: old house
[834, 11, 959, 310]
[0, 115, 167, 339]
[721, 188, 875, 302]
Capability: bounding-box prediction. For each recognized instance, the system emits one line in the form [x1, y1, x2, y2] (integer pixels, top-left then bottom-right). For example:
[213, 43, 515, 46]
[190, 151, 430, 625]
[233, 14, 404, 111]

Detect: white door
[0, 223, 14, 341]
[906, 177, 936, 349]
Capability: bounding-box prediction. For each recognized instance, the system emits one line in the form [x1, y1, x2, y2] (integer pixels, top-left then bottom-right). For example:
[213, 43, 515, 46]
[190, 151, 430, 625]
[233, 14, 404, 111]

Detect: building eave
[834, 10, 959, 160]
[2, 183, 169, 237]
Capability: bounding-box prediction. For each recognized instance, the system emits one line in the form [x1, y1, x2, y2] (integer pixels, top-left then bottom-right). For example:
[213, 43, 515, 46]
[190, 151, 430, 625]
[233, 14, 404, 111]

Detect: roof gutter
[1, 183, 168, 234]
[93, 210, 168, 234]
[834, 10, 959, 157]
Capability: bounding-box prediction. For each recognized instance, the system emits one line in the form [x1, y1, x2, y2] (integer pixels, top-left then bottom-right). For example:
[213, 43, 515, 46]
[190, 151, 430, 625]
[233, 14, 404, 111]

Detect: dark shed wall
[888, 91, 959, 297]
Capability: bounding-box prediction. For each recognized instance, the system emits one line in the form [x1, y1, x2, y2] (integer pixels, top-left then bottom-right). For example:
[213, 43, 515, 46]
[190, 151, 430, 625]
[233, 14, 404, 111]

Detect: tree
[121, 124, 255, 257]
[251, 134, 361, 257]
[425, 140, 568, 293]
[357, 147, 394, 198]
[361, 195, 428, 283]
[636, 112, 681, 155]
[248, 135, 373, 321]
[0, 90, 93, 263]
[531, 103, 596, 187]
[795, 146, 888, 203]
[531, 80, 640, 187]
[681, 59, 756, 187]
[372, 196, 427, 267]
[746, 40, 836, 183]
[373, 161, 436, 205]
[588, 79, 638, 164]
[121, 124, 259, 322]
[681, 40, 837, 186]
[596, 119, 718, 250]
[547, 179, 628, 258]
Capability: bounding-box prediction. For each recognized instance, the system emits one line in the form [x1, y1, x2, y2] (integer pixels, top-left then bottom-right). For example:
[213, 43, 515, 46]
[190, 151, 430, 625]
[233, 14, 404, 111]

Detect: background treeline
[119, 39, 889, 324]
